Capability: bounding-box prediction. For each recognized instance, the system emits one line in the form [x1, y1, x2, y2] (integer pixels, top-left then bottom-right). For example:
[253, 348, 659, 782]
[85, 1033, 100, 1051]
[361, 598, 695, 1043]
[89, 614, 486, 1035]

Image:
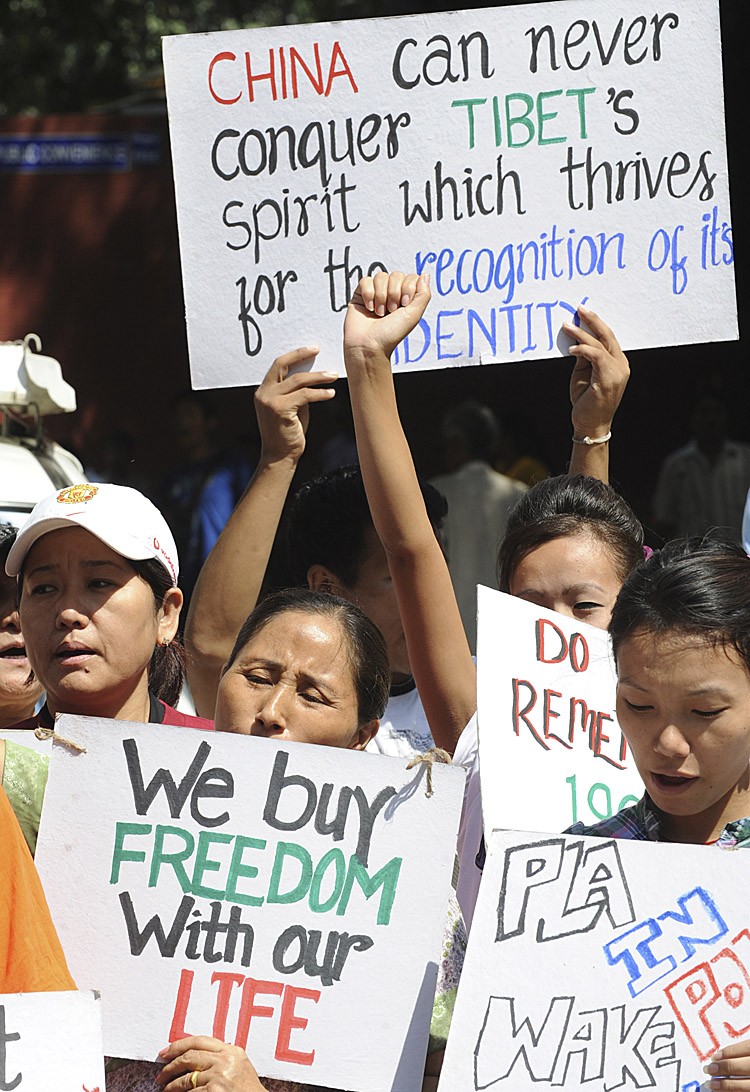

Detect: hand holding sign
[566, 305, 630, 443]
[156, 1036, 264, 1091]
[254, 347, 337, 464]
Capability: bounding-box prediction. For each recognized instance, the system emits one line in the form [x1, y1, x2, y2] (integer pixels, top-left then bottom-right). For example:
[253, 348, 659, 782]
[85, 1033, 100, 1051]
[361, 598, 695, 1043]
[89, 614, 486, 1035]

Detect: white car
[0, 334, 86, 528]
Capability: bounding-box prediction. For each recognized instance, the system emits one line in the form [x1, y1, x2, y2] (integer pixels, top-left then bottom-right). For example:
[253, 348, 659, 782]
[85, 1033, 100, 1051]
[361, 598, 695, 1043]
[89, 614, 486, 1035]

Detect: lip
[54, 643, 97, 665]
[650, 771, 698, 795]
[0, 641, 29, 662]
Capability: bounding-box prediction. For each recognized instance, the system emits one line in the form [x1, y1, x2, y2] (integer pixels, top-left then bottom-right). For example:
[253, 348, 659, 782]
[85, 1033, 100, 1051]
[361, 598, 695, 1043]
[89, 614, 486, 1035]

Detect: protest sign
[0, 729, 52, 755]
[477, 584, 642, 833]
[162, 0, 735, 389]
[35, 716, 464, 1091]
[440, 828, 750, 1091]
[0, 990, 104, 1089]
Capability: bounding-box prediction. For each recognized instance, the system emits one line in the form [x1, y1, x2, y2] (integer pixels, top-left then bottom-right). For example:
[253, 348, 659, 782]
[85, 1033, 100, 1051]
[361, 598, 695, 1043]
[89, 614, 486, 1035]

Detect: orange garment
[0, 786, 75, 992]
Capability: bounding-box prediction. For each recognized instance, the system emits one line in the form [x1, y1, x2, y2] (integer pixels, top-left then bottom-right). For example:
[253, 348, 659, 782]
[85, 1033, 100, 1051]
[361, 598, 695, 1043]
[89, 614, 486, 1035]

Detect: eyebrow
[516, 582, 609, 598]
[25, 559, 125, 579]
[618, 679, 732, 700]
[237, 656, 338, 692]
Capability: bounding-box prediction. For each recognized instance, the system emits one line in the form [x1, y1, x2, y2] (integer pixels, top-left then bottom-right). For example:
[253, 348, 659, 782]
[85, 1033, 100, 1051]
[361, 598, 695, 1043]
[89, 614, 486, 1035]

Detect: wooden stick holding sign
[34, 716, 464, 1092]
[162, 0, 735, 389]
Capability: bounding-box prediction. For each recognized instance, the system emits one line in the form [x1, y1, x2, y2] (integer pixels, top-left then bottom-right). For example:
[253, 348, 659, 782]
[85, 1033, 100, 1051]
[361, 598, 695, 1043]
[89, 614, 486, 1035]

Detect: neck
[0, 698, 38, 729]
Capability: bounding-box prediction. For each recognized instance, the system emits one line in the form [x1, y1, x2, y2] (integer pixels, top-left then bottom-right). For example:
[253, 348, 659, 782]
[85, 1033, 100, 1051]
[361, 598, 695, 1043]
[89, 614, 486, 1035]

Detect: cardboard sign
[0, 729, 53, 755]
[162, 0, 735, 389]
[477, 585, 642, 834]
[441, 828, 750, 1090]
[35, 717, 464, 1091]
[0, 990, 104, 1089]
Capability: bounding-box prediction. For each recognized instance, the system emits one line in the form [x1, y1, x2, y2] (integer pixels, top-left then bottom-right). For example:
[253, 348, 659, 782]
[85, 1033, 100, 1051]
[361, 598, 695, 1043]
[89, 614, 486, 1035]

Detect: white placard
[477, 585, 642, 834]
[441, 828, 750, 1090]
[162, 0, 736, 389]
[35, 716, 464, 1092]
[0, 729, 53, 755]
[0, 990, 104, 1089]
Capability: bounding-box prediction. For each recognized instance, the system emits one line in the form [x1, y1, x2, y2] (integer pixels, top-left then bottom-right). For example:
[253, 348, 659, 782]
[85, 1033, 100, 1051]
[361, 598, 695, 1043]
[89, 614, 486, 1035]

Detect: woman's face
[0, 570, 43, 725]
[19, 527, 181, 719]
[616, 629, 750, 842]
[215, 610, 376, 750]
[508, 532, 623, 630]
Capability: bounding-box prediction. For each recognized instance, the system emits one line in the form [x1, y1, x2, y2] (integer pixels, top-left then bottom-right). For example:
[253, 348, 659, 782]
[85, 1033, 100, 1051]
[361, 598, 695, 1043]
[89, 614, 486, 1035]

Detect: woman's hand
[344, 271, 431, 361]
[564, 305, 630, 442]
[156, 1036, 266, 1091]
[255, 347, 337, 465]
[704, 1038, 750, 1089]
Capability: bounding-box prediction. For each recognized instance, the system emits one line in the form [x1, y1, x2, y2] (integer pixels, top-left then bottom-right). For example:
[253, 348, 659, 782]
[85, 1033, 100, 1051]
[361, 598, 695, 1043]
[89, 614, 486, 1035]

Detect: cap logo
[57, 484, 99, 505]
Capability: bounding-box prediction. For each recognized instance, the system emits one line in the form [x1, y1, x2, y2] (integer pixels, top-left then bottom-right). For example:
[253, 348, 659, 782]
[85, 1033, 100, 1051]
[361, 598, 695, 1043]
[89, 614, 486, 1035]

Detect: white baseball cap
[5, 483, 179, 585]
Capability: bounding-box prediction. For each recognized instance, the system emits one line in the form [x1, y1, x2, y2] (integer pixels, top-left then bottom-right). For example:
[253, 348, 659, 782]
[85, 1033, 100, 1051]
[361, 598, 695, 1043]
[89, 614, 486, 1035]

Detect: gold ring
[190, 1072, 199, 1090]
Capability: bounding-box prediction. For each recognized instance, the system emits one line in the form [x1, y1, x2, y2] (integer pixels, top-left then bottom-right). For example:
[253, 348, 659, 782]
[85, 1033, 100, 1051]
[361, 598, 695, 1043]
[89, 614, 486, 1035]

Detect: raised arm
[564, 305, 630, 484]
[184, 348, 337, 717]
[344, 271, 475, 754]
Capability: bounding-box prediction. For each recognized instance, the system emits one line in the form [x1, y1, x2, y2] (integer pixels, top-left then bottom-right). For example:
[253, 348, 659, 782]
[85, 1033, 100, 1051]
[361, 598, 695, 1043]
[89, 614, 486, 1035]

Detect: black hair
[129, 557, 186, 708]
[287, 464, 448, 589]
[0, 525, 17, 573]
[226, 587, 391, 725]
[497, 474, 644, 591]
[609, 537, 750, 670]
[441, 400, 501, 463]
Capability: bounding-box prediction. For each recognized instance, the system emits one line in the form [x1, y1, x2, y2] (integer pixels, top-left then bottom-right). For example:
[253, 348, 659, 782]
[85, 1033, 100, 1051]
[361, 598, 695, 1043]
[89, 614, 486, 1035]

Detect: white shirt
[452, 713, 482, 929]
[366, 682, 435, 758]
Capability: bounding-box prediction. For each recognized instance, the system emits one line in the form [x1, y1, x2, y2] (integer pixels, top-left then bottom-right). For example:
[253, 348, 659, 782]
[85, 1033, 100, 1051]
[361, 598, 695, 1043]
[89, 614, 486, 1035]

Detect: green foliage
[0, 0, 328, 115]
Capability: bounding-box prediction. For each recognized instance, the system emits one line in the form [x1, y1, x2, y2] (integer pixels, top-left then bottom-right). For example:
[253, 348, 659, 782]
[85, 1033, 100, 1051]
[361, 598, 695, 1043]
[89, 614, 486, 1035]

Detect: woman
[111, 589, 458, 1091]
[342, 270, 640, 930]
[2, 483, 212, 848]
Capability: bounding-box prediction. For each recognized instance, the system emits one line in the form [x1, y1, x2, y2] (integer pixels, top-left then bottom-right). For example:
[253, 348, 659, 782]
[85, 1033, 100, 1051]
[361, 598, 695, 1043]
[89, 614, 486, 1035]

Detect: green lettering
[267, 842, 312, 905]
[338, 855, 402, 925]
[309, 848, 347, 913]
[148, 824, 194, 892]
[110, 821, 151, 884]
[192, 830, 233, 900]
[225, 835, 267, 907]
[505, 93, 535, 148]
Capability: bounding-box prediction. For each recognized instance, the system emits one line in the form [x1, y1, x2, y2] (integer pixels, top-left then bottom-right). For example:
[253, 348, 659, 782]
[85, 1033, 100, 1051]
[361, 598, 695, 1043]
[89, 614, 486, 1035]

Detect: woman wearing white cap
[5, 482, 213, 730]
[2, 483, 213, 848]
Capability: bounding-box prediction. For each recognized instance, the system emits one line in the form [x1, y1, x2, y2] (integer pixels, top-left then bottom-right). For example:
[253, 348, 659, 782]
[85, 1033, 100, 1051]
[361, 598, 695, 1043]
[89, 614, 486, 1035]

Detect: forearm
[184, 453, 298, 716]
[346, 345, 476, 751]
[569, 435, 610, 483]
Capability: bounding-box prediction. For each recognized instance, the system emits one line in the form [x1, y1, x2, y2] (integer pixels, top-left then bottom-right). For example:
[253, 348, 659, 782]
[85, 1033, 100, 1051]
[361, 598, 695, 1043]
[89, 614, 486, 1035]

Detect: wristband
[572, 431, 612, 445]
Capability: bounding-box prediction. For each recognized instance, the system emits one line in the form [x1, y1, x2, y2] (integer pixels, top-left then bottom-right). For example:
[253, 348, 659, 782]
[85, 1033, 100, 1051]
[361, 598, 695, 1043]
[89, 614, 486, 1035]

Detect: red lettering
[324, 41, 359, 96]
[569, 632, 590, 672]
[208, 52, 241, 104]
[275, 985, 320, 1065]
[290, 43, 324, 97]
[568, 695, 596, 746]
[235, 977, 284, 1047]
[536, 618, 568, 664]
[543, 689, 570, 748]
[211, 971, 245, 1041]
[168, 968, 195, 1041]
[512, 678, 549, 750]
[245, 49, 278, 103]
[593, 712, 626, 769]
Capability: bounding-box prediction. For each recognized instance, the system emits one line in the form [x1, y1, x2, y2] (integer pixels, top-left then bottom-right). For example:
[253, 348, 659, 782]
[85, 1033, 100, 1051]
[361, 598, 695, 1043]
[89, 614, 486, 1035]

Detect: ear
[156, 587, 183, 645]
[306, 564, 345, 596]
[350, 719, 379, 751]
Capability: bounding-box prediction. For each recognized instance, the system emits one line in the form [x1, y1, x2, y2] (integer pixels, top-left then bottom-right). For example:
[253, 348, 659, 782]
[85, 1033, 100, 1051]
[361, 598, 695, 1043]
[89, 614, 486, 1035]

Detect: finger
[270, 369, 339, 396]
[712, 1042, 750, 1062]
[161, 1071, 206, 1092]
[372, 270, 391, 316]
[399, 272, 420, 306]
[356, 276, 376, 313]
[386, 271, 406, 313]
[562, 320, 602, 350]
[161, 1037, 227, 1058]
[706, 1080, 750, 1092]
[260, 346, 320, 387]
[577, 304, 621, 353]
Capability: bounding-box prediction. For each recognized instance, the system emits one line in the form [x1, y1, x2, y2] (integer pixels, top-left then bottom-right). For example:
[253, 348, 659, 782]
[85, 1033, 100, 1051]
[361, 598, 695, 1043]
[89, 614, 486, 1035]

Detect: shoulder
[565, 796, 656, 841]
[158, 702, 215, 731]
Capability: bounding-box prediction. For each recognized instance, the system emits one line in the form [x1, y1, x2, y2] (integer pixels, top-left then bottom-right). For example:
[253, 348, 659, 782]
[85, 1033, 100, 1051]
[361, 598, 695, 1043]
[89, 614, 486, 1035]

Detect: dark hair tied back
[130, 557, 186, 708]
[609, 536, 750, 671]
[497, 474, 644, 591]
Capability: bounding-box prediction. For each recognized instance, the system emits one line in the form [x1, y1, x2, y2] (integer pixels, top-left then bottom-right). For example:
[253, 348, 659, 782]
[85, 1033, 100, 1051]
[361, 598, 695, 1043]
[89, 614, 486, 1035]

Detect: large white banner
[441, 828, 750, 1090]
[35, 716, 464, 1092]
[163, 0, 735, 388]
[0, 991, 104, 1089]
[477, 585, 642, 834]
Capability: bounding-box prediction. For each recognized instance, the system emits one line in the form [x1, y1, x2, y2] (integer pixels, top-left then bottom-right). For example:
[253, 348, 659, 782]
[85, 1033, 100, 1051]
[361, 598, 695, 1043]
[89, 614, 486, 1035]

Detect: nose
[253, 684, 290, 737]
[0, 603, 21, 633]
[654, 723, 691, 760]
[56, 605, 89, 631]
